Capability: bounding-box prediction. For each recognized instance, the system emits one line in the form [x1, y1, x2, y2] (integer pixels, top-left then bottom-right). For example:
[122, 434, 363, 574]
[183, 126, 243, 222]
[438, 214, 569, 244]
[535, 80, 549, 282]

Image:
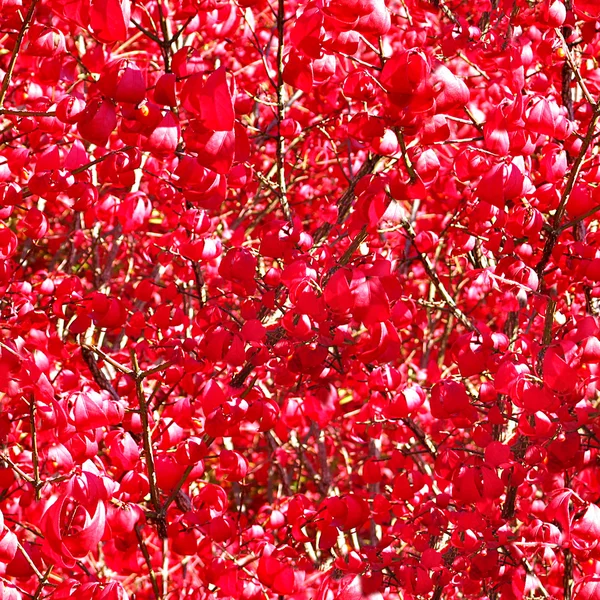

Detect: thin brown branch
[400, 219, 479, 333]
[397, 128, 418, 183]
[32, 565, 54, 600]
[536, 102, 600, 279]
[156, 0, 172, 72]
[313, 153, 381, 244]
[0, 0, 40, 108]
[430, 0, 460, 26]
[403, 418, 438, 456]
[141, 361, 175, 379]
[275, 0, 291, 222]
[161, 464, 194, 515]
[29, 396, 41, 500]
[81, 344, 133, 375]
[135, 525, 162, 600]
[558, 202, 600, 233]
[131, 17, 163, 44]
[316, 427, 332, 494]
[266, 432, 293, 495]
[15, 538, 45, 581]
[97, 224, 123, 288]
[564, 548, 573, 600]
[169, 15, 194, 46]
[323, 226, 368, 285]
[522, 556, 550, 599]
[0, 454, 34, 484]
[132, 351, 166, 539]
[21, 146, 135, 200]
[557, 27, 594, 108]
[0, 109, 57, 117]
[161, 537, 169, 600]
[81, 346, 121, 402]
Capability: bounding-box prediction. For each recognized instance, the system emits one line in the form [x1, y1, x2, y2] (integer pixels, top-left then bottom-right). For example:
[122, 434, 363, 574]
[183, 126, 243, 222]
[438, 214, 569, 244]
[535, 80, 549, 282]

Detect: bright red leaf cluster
[1, 0, 600, 598]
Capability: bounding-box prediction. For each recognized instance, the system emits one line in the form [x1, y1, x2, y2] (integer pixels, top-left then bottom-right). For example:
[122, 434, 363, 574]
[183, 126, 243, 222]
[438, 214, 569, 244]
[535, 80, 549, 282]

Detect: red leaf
[543, 346, 578, 394]
[572, 503, 600, 542]
[324, 269, 354, 313]
[89, 0, 131, 43]
[575, 577, 600, 600]
[431, 64, 470, 111]
[0, 226, 17, 259]
[351, 271, 390, 325]
[182, 67, 234, 131]
[290, 4, 324, 59]
[283, 50, 314, 93]
[379, 49, 430, 96]
[144, 111, 180, 156]
[545, 488, 583, 540]
[0, 530, 17, 563]
[258, 551, 298, 595]
[154, 73, 177, 106]
[77, 98, 117, 146]
[360, 321, 401, 363]
[526, 97, 572, 139]
[430, 380, 472, 420]
[99, 59, 145, 104]
[200, 380, 226, 414]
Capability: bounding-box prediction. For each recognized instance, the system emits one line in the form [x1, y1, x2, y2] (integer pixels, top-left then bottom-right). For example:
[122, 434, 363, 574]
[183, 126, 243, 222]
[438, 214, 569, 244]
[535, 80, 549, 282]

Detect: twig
[72, 146, 135, 175]
[564, 548, 573, 600]
[135, 525, 162, 600]
[81, 346, 121, 401]
[457, 51, 490, 81]
[169, 16, 194, 47]
[403, 418, 438, 456]
[558, 203, 600, 233]
[337, 154, 381, 223]
[397, 128, 418, 183]
[142, 360, 175, 379]
[522, 556, 550, 599]
[430, 0, 460, 26]
[316, 427, 332, 494]
[132, 351, 166, 539]
[400, 219, 479, 333]
[80, 344, 132, 375]
[15, 538, 45, 581]
[536, 102, 600, 279]
[556, 27, 593, 108]
[29, 397, 41, 500]
[266, 432, 293, 495]
[156, 0, 172, 72]
[501, 484, 518, 520]
[432, 585, 444, 600]
[161, 464, 194, 515]
[0, 454, 34, 484]
[97, 224, 123, 288]
[275, 0, 291, 222]
[161, 537, 169, 600]
[0, 109, 57, 117]
[32, 565, 54, 600]
[20, 146, 135, 201]
[313, 154, 381, 244]
[322, 226, 368, 285]
[131, 17, 163, 45]
[0, 0, 40, 108]
[502, 437, 529, 519]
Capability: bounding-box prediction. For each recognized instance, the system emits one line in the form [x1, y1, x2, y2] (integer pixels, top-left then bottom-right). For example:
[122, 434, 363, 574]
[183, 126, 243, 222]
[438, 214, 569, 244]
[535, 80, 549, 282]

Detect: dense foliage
[1, 0, 600, 598]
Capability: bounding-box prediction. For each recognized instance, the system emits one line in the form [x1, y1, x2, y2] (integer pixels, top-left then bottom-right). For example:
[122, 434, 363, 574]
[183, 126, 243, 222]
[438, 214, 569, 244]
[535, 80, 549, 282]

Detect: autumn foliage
[2, 0, 600, 598]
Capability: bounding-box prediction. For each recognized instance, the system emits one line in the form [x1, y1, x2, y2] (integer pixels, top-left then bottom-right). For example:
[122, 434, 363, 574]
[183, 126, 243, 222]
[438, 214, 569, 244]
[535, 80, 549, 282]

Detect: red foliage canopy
[1, 0, 600, 598]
